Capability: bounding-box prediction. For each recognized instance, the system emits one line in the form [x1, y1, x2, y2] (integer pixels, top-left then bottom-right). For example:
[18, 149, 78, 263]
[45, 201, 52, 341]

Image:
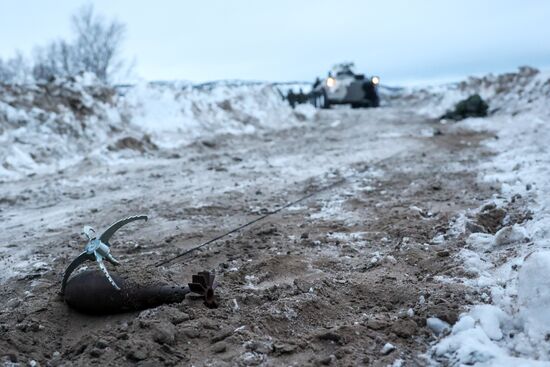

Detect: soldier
[298, 88, 306, 104]
[287, 89, 296, 108]
[313, 77, 321, 88]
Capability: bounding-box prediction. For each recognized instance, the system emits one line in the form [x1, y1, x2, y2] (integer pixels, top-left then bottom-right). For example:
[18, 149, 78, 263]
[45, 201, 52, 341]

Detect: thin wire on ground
[154, 176, 348, 267]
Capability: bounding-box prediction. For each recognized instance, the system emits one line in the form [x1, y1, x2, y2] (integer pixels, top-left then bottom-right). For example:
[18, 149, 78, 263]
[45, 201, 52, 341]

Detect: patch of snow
[493, 225, 529, 246]
[381, 342, 396, 355]
[330, 119, 341, 127]
[518, 252, 550, 339]
[426, 317, 450, 336]
[392, 66, 550, 119]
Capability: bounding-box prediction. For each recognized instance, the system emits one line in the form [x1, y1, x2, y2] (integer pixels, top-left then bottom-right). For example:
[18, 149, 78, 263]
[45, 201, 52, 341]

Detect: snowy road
[1, 107, 427, 282]
[1, 103, 500, 365]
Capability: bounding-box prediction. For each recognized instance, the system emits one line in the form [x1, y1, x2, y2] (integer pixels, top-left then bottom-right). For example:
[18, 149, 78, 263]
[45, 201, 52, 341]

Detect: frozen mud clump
[108, 135, 158, 153]
[474, 203, 506, 234]
[441, 94, 489, 120]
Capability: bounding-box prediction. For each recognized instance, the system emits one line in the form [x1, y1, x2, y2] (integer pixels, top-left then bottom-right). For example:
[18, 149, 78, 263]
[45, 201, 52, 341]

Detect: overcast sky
[1, 0, 549, 85]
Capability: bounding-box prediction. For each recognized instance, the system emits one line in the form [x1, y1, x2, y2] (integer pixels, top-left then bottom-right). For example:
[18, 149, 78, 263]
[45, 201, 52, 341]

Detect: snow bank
[123, 81, 311, 148]
[0, 74, 124, 181]
[0, 77, 311, 181]
[392, 66, 550, 118]
[429, 68, 550, 366]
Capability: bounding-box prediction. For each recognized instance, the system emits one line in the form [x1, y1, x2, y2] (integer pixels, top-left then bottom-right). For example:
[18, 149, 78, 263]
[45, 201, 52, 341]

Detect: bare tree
[1, 5, 127, 84]
[71, 5, 126, 82]
[32, 38, 82, 82]
[0, 59, 11, 82]
[30, 5, 126, 83]
[0, 52, 31, 84]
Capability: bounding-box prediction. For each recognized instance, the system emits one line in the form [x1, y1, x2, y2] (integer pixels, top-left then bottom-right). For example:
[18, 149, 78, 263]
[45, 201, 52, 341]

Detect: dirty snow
[2, 66, 550, 365]
[391, 66, 550, 118]
[427, 67, 550, 366]
[0, 76, 312, 181]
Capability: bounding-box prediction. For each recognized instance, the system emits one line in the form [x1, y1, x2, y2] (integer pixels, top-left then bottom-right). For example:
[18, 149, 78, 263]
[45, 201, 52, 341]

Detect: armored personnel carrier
[311, 63, 380, 109]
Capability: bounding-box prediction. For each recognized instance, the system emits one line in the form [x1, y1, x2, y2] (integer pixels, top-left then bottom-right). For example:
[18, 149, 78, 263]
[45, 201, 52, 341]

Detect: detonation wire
[154, 176, 348, 267]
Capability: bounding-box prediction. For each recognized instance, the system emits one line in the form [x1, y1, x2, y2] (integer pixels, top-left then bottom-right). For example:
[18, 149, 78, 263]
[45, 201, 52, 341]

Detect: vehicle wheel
[309, 93, 317, 107]
[317, 91, 330, 109]
[313, 93, 321, 108]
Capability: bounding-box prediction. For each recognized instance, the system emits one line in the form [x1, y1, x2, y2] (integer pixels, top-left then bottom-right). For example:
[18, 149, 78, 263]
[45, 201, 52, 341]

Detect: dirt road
[0, 107, 496, 366]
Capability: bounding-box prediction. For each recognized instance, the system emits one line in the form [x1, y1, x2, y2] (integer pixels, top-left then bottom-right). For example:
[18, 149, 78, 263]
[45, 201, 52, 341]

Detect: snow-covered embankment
[0, 76, 314, 181]
[423, 67, 550, 365]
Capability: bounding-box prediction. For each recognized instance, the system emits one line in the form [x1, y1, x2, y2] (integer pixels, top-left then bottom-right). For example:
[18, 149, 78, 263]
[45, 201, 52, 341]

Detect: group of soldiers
[285, 88, 310, 108]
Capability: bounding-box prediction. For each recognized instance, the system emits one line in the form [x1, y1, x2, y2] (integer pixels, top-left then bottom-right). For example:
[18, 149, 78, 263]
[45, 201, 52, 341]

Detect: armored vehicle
[311, 63, 380, 109]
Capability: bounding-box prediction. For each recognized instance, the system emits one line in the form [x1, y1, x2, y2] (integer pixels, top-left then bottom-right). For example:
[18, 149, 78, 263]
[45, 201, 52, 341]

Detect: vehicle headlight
[326, 77, 336, 87]
[371, 76, 380, 85]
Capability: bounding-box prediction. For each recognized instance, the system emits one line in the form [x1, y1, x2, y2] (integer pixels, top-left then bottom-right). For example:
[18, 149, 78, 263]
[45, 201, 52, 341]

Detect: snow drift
[0, 75, 314, 181]
[0, 74, 123, 181]
[425, 67, 550, 366]
[122, 81, 314, 148]
[391, 66, 550, 118]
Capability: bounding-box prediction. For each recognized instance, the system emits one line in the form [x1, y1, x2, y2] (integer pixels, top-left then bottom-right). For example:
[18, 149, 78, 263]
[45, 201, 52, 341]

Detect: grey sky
[1, 0, 549, 85]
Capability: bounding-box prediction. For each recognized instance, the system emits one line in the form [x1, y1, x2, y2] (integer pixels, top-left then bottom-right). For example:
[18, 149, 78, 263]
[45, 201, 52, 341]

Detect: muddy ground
[0, 107, 505, 366]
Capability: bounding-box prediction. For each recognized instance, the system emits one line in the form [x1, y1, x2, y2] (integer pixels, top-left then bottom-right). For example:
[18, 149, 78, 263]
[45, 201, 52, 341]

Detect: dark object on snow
[188, 271, 218, 309]
[285, 88, 309, 109]
[442, 94, 489, 120]
[64, 270, 218, 314]
[287, 89, 296, 108]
